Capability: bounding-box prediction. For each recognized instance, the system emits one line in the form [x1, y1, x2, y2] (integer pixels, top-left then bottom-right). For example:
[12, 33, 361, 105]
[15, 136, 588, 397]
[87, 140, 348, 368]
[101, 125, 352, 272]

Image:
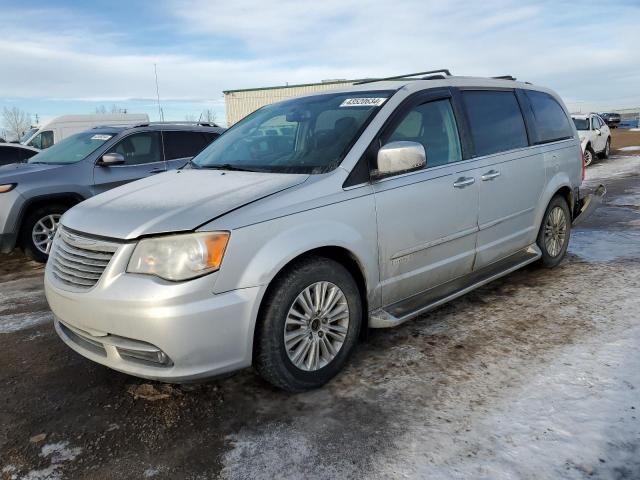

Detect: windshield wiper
[199, 163, 259, 172]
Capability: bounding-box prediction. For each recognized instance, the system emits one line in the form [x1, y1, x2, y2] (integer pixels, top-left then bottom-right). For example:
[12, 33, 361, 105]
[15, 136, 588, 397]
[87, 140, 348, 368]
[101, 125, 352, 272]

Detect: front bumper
[45, 255, 266, 382]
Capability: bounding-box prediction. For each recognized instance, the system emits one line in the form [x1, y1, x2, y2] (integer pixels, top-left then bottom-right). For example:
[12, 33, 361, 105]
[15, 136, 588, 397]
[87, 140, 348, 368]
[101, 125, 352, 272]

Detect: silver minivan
[44, 72, 603, 391]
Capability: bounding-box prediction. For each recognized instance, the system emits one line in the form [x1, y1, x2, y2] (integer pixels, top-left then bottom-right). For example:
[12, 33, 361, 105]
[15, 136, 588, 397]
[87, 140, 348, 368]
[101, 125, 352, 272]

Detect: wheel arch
[17, 193, 84, 242]
[252, 245, 371, 358]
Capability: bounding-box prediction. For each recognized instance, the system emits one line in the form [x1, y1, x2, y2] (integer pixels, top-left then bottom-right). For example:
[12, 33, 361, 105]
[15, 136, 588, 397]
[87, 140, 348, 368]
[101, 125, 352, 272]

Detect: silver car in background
[44, 72, 602, 392]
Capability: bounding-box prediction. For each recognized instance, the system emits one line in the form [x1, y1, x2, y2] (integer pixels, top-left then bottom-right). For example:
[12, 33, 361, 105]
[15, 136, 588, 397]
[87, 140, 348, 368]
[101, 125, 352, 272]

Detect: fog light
[117, 347, 172, 367]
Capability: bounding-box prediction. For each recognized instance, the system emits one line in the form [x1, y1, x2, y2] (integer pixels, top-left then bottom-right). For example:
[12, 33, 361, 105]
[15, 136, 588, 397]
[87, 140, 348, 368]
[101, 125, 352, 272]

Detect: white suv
[571, 113, 611, 166]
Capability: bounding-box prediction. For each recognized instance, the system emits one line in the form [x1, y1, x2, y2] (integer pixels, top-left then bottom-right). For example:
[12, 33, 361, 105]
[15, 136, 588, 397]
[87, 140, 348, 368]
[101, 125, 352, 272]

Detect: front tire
[20, 204, 67, 263]
[584, 145, 595, 166]
[537, 196, 571, 268]
[254, 256, 362, 392]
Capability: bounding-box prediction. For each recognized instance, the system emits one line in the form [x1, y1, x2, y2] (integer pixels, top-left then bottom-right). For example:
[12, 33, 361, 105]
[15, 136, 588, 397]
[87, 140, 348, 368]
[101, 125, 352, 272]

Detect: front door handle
[453, 176, 475, 188]
[481, 170, 501, 181]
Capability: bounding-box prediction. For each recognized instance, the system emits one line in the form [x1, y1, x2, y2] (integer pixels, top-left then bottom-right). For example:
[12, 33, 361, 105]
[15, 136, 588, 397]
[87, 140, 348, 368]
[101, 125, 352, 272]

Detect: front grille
[51, 227, 120, 290]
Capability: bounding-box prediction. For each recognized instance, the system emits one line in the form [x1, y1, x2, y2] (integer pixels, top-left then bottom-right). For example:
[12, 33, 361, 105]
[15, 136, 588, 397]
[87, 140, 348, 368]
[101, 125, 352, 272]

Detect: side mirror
[99, 152, 125, 166]
[595, 128, 602, 136]
[375, 141, 426, 177]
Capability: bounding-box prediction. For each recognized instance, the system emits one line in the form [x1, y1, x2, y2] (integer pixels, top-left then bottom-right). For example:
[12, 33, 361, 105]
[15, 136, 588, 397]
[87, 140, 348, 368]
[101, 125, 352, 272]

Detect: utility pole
[154, 63, 164, 121]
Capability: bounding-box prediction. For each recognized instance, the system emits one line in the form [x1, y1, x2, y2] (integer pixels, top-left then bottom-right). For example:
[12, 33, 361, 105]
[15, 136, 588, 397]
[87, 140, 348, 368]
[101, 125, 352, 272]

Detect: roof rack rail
[131, 121, 221, 128]
[492, 75, 517, 81]
[354, 69, 452, 85]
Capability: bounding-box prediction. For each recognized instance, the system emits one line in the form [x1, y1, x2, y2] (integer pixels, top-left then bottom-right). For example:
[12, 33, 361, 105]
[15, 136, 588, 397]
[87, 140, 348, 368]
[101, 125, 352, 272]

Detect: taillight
[581, 150, 586, 181]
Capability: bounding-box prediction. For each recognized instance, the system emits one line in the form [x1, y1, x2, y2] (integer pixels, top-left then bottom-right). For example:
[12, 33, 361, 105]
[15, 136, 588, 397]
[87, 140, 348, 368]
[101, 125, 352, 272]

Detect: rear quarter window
[462, 90, 529, 157]
[525, 90, 573, 144]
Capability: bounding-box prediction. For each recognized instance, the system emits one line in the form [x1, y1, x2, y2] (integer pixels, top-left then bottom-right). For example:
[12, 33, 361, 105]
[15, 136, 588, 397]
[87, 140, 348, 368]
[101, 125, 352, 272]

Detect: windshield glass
[572, 118, 589, 130]
[192, 90, 393, 173]
[20, 128, 38, 144]
[28, 131, 114, 165]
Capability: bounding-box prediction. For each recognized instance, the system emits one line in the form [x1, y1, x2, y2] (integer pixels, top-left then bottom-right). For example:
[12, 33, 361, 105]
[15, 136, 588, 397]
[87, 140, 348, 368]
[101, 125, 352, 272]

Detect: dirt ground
[611, 128, 640, 153]
[1, 156, 639, 480]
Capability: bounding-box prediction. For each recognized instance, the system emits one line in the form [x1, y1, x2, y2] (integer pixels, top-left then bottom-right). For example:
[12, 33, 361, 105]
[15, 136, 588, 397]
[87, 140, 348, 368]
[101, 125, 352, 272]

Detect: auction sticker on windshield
[340, 98, 387, 107]
[91, 134, 113, 141]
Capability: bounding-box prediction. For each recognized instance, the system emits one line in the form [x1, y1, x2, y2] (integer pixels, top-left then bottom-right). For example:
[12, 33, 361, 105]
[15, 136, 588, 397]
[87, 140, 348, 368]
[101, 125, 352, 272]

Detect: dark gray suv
[0, 122, 225, 262]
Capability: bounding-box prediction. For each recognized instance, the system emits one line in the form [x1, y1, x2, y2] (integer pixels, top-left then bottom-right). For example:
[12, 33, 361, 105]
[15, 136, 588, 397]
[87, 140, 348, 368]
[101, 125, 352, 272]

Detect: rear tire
[254, 256, 362, 392]
[20, 204, 67, 263]
[537, 196, 571, 268]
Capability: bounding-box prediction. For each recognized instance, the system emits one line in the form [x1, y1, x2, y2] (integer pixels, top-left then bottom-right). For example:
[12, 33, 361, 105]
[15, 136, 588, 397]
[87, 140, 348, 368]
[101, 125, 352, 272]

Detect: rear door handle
[481, 170, 501, 181]
[453, 176, 475, 188]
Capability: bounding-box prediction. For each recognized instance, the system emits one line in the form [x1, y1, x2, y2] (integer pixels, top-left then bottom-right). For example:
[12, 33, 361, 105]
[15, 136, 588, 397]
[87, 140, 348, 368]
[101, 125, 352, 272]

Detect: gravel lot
[1, 155, 639, 480]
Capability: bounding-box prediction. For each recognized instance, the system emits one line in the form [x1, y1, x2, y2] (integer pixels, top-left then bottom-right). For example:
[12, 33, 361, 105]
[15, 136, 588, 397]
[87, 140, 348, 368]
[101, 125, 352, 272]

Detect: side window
[29, 130, 54, 149]
[462, 90, 528, 156]
[385, 99, 462, 168]
[0, 147, 19, 166]
[107, 132, 162, 165]
[40, 131, 54, 149]
[525, 90, 573, 143]
[162, 131, 219, 160]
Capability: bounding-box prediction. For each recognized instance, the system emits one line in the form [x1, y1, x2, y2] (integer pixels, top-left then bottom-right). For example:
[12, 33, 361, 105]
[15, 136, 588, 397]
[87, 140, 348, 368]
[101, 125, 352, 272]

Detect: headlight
[0, 184, 16, 193]
[127, 232, 230, 281]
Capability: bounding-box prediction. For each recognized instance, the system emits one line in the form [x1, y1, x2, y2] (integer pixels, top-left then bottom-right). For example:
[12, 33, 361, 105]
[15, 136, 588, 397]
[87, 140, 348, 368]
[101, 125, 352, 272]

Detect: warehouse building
[223, 79, 359, 126]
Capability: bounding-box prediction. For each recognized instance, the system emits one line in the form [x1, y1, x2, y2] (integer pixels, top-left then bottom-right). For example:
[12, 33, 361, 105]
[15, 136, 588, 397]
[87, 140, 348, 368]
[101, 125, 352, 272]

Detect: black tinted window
[463, 91, 528, 156]
[525, 91, 573, 144]
[108, 132, 162, 165]
[163, 131, 219, 160]
[0, 147, 20, 166]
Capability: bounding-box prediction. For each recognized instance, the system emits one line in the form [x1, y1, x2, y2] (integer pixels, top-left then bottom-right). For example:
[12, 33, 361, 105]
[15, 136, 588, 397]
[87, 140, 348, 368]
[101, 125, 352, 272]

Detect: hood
[0, 162, 65, 182]
[62, 169, 308, 239]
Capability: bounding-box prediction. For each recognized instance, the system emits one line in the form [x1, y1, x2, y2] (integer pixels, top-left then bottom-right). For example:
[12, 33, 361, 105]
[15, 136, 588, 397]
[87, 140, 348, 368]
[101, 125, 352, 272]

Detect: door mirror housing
[594, 128, 602, 136]
[99, 152, 125, 166]
[375, 141, 426, 177]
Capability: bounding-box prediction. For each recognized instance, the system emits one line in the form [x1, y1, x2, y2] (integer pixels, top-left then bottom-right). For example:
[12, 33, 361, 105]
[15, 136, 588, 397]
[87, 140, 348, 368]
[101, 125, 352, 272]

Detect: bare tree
[184, 114, 197, 122]
[200, 109, 217, 124]
[2, 107, 31, 141]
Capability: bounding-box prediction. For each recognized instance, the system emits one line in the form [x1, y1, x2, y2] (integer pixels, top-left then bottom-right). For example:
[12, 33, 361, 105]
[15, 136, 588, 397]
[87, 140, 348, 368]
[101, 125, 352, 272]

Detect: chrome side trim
[391, 226, 478, 261]
[478, 207, 534, 231]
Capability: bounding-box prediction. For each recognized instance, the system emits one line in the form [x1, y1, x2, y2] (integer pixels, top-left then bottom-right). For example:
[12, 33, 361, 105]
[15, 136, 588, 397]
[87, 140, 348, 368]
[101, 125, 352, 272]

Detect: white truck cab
[20, 113, 150, 150]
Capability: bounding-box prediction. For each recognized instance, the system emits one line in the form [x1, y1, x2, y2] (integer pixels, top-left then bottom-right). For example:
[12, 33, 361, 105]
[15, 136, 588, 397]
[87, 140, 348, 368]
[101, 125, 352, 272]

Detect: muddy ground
[1, 156, 639, 480]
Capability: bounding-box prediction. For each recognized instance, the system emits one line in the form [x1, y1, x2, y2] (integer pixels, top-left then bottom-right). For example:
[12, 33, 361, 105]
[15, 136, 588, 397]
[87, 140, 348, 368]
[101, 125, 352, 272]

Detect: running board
[369, 245, 542, 328]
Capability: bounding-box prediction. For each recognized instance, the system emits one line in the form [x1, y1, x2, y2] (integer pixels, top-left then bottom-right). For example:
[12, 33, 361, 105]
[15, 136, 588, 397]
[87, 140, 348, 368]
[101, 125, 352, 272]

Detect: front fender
[211, 196, 380, 305]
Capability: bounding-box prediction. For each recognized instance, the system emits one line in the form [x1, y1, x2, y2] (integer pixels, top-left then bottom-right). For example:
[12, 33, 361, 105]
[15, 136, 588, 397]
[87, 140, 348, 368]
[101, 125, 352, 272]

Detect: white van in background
[20, 113, 150, 149]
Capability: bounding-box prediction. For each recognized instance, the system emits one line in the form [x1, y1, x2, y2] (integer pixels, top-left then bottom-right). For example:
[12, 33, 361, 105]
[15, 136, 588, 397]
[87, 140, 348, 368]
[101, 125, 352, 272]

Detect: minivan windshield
[20, 128, 38, 144]
[191, 91, 393, 174]
[28, 131, 114, 165]
[572, 118, 589, 130]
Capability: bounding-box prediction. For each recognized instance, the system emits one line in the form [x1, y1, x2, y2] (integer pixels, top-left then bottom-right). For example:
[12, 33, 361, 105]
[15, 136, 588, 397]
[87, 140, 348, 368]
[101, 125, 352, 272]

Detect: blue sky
[0, 0, 639, 127]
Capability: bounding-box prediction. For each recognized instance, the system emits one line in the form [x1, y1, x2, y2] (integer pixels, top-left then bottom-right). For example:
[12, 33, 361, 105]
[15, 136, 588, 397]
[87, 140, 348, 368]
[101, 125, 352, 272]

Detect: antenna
[154, 63, 164, 121]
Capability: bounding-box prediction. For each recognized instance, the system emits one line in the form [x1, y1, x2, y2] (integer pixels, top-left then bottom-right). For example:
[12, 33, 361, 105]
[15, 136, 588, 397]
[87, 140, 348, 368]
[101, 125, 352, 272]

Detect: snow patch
[0, 311, 53, 334]
[569, 230, 640, 262]
[18, 441, 81, 480]
[617, 145, 640, 152]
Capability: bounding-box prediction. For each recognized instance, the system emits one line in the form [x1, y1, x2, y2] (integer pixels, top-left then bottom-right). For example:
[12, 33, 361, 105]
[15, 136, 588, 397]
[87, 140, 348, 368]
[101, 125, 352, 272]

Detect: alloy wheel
[31, 214, 61, 255]
[584, 149, 593, 166]
[283, 281, 350, 371]
[544, 206, 567, 257]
